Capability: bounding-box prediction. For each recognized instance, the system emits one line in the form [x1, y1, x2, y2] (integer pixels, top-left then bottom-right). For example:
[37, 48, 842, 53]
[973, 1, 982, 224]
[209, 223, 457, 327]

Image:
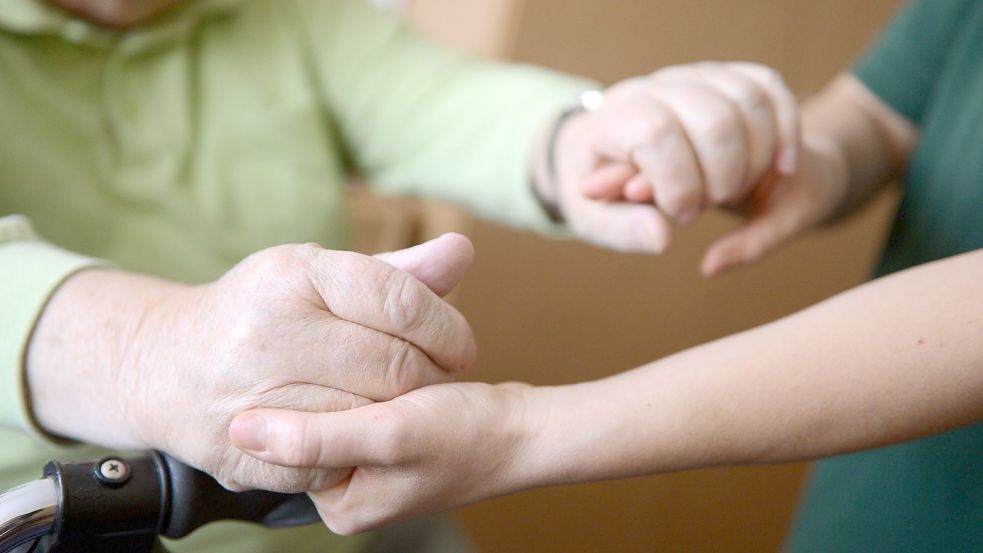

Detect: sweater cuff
[0, 215, 105, 439]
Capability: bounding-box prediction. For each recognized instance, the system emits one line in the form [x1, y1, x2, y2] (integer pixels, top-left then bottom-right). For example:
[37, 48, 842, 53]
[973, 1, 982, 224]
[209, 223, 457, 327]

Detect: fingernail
[230, 414, 268, 452]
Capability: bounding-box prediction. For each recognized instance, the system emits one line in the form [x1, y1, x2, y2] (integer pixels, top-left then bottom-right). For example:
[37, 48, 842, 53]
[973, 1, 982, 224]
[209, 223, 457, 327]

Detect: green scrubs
[788, 1, 983, 551]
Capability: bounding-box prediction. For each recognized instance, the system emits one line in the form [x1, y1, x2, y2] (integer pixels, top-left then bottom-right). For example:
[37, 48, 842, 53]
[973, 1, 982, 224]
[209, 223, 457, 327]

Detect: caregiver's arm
[231, 247, 983, 533]
[701, 70, 917, 275]
[576, 67, 917, 275]
[530, 248, 983, 481]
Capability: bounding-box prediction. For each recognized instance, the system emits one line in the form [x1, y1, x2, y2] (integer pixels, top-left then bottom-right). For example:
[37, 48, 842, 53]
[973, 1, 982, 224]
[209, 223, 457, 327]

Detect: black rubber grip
[158, 453, 320, 539]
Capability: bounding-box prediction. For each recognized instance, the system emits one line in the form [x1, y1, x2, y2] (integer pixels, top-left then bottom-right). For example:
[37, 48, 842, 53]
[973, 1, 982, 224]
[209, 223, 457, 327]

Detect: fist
[122, 235, 476, 493]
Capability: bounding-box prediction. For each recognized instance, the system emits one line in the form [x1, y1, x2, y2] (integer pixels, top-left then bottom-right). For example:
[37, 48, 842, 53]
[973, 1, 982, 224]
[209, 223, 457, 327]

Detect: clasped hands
[34, 61, 846, 534]
[219, 62, 855, 534]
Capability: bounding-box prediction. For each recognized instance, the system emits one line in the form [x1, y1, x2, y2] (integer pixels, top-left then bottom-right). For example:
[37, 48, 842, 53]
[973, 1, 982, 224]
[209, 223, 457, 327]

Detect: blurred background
[353, 0, 904, 550]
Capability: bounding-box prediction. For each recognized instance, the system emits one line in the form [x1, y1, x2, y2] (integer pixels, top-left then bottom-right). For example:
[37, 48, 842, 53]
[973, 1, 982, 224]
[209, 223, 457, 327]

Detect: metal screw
[96, 458, 131, 485]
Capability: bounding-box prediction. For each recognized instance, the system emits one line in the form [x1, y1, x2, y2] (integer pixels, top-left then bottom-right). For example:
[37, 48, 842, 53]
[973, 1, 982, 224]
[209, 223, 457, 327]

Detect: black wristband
[539, 105, 584, 223]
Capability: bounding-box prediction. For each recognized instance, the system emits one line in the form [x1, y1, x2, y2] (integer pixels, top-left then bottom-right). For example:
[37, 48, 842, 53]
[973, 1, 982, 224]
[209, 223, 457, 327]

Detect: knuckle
[740, 63, 786, 87]
[276, 418, 318, 467]
[761, 66, 787, 87]
[383, 340, 418, 398]
[659, 185, 699, 213]
[732, 83, 769, 114]
[652, 63, 696, 82]
[632, 111, 675, 145]
[370, 417, 412, 464]
[231, 245, 315, 303]
[696, 111, 739, 147]
[382, 270, 429, 335]
[249, 245, 305, 276]
[298, 420, 327, 467]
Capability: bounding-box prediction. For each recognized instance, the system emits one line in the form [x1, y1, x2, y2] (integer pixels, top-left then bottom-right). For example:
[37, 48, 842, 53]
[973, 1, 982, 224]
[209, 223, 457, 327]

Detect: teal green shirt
[788, 1, 983, 551]
[0, 0, 593, 550]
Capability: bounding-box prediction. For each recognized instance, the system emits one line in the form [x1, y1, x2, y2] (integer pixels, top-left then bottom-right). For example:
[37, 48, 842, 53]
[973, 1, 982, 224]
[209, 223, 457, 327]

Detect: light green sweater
[0, 0, 592, 550]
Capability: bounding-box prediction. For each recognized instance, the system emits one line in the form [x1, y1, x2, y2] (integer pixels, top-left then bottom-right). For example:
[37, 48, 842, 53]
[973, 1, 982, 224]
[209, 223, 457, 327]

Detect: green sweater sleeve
[853, 0, 974, 125]
[0, 215, 103, 437]
[292, 0, 598, 232]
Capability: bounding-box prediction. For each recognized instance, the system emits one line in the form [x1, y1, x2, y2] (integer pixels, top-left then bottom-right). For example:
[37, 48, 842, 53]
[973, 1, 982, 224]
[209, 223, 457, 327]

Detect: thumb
[374, 233, 475, 297]
[700, 217, 788, 277]
[700, 195, 804, 278]
[701, 169, 824, 277]
[230, 406, 385, 468]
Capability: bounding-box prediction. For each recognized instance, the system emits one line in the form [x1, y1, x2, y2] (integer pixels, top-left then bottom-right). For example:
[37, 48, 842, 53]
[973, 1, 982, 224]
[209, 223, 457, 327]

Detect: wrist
[532, 91, 604, 223]
[26, 268, 190, 448]
[803, 135, 851, 224]
[505, 383, 577, 492]
[532, 113, 574, 222]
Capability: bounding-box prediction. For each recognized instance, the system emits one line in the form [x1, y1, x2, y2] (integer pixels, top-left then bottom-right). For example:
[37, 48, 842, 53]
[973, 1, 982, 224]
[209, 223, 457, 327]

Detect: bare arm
[231, 247, 983, 533]
[804, 72, 917, 221]
[529, 248, 982, 485]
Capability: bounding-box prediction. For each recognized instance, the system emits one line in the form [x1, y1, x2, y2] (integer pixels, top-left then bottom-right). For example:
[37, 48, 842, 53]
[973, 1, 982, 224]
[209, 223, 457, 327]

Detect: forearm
[524, 249, 983, 487]
[26, 268, 187, 449]
[802, 73, 918, 221]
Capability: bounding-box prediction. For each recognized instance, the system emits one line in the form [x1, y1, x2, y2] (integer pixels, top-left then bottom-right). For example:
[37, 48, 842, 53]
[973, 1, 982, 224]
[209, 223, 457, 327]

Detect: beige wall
[358, 1, 905, 551]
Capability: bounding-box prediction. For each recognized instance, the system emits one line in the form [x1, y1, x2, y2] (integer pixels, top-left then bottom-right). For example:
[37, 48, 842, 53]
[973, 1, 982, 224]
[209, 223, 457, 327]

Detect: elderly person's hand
[26, 233, 476, 493]
[542, 62, 848, 276]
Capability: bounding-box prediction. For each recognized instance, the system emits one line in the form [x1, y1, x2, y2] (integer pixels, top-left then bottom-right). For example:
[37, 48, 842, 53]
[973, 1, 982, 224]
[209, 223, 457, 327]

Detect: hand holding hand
[229, 382, 536, 535]
[28, 234, 476, 493]
[547, 62, 845, 273]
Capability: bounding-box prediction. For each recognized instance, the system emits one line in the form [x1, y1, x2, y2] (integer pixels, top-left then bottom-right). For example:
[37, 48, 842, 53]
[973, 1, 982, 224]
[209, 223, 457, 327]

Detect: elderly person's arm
[296, 0, 807, 254]
[5, 214, 476, 492]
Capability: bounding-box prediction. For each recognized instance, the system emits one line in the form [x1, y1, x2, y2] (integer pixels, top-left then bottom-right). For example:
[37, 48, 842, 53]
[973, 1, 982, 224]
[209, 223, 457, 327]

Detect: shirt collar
[0, 0, 245, 51]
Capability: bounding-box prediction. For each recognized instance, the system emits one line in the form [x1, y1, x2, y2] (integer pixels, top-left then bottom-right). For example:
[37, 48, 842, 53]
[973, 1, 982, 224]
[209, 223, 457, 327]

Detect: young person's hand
[229, 381, 538, 534]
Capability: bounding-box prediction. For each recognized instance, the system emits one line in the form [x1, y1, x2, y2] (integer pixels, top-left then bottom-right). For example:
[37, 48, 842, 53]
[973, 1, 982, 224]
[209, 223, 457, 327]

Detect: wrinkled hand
[551, 62, 841, 273]
[229, 382, 533, 535]
[123, 234, 476, 493]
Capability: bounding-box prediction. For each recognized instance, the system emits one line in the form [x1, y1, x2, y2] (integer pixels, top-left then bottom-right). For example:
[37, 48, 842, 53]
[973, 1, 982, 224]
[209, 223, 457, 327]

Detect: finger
[295, 320, 453, 400]
[589, 101, 706, 220]
[568, 193, 672, 254]
[373, 233, 474, 298]
[230, 406, 397, 468]
[650, 83, 749, 207]
[312, 251, 476, 372]
[629, 120, 704, 221]
[695, 64, 778, 193]
[731, 63, 799, 176]
[700, 174, 801, 277]
[623, 173, 654, 203]
[579, 162, 638, 200]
